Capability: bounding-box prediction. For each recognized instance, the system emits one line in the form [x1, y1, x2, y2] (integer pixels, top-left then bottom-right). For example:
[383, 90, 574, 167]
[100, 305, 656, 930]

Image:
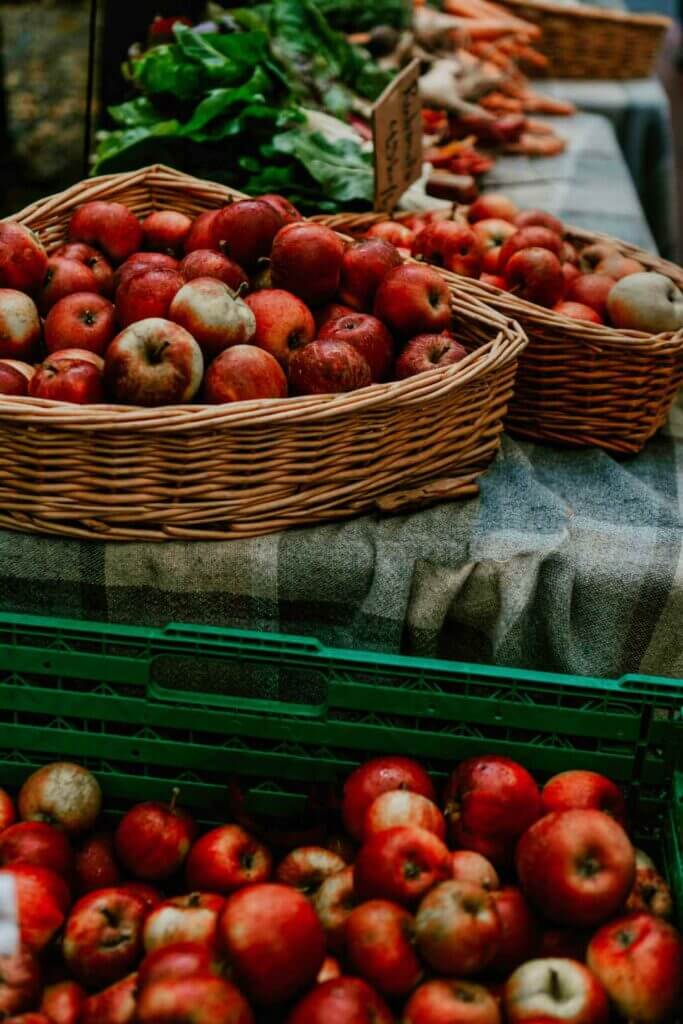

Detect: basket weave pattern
[0, 166, 526, 542]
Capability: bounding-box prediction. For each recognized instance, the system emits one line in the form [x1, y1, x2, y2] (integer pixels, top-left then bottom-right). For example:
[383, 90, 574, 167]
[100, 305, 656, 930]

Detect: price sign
[371, 59, 423, 213]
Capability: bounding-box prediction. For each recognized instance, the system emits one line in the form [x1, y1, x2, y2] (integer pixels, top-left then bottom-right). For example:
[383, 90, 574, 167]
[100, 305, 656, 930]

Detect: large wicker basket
[0, 166, 526, 542]
[317, 211, 683, 455]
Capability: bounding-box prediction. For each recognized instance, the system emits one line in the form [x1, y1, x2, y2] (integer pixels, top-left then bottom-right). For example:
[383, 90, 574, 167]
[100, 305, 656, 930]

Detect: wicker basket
[318, 211, 683, 455]
[499, 0, 670, 80]
[0, 165, 526, 542]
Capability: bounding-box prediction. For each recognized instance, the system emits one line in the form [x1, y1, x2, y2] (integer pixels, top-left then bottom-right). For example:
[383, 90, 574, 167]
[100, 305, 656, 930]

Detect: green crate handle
[146, 675, 329, 719]
[162, 623, 324, 652]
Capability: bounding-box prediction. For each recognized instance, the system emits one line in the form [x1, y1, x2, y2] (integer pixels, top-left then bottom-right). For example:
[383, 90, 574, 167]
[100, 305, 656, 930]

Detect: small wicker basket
[317, 211, 683, 455]
[0, 166, 527, 542]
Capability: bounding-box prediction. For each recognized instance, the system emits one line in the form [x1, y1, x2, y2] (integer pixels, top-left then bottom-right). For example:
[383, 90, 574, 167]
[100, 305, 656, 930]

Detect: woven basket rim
[501, 0, 671, 27]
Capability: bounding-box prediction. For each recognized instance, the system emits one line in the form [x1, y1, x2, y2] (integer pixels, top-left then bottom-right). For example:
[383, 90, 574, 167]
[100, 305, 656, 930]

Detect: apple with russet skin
[366, 221, 415, 249]
[18, 763, 101, 835]
[186, 824, 272, 894]
[450, 850, 500, 891]
[579, 242, 619, 273]
[468, 193, 519, 224]
[184, 210, 221, 254]
[554, 301, 603, 324]
[220, 883, 325, 1006]
[540, 929, 590, 962]
[607, 271, 683, 332]
[69, 201, 143, 265]
[339, 238, 403, 312]
[47, 349, 104, 371]
[45, 292, 116, 356]
[312, 865, 356, 953]
[287, 977, 393, 1024]
[505, 958, 609, 1024]
[412, 222, 482, 278]
[271, 223, 345, 307]
[317, 955, 341, 984]
[0, 821, 72, 877]
[212, 199, 282, 270]
[116, 268, 184, 327]
[40, 980, 85, 1024]
[505, 248, 565, 308]
[404, 980, 501, 1024]
[29, 358, 104, 404]
[345, 899, 422, 998]
[595, 253, 644, 280]
[74, 833, 121, 894]
[0, 223, 48, 293]
[289, 338, 371, 396]
[498, 228, 563, 271]
[374, 264, 452, 339]
[63, 887, 148, 987]
[315, 301, 355, 332]
[473, 219, 518, 273]
[115, 253, 179, 292]
[363, 790, 445, 840]
[204, 345, 287, 404]
[115, 793, 196, 882]
[563, 262, 581, 288]
[354, 825, 450, 907]
[516, 809, 635, 927]
[180, 250, 248, 291]
[54, 243, 114, 297]
[481, 273, 507, 289]
[566, 274, 615, 319]
[587, 912, 682, 1023]
[0, 789, 16, 831]
[169, 277, 255, 360]
[79, 973, 137, 1024]
[488, 886, 539, 977]
[515, 209, 564, 235]
[1, 864, 70, 951]
[0, 946, 41, 1018]
[245, 288, 315, 369]
[257, 193, 302, 224]
[318, 313, 394, 382]
[0, 362, 30, 396]
[142, 211, 193, 256]
[0, 289, 41, 360]
[626, 864, 673, 919]
[395, 332, 467, 380]
[137, 976, 254, 1024]
[39, 257, 101, 315]
[138, 942, 216, 989]
[275, 846, 345, 897]
[143, 892, 224, 953]
[445, 755, 542, 867]
[105, 318, 203, 406]
[342, 756, 435, 842]
[542, 770, 627, 826]
[415, 880, 501, 976]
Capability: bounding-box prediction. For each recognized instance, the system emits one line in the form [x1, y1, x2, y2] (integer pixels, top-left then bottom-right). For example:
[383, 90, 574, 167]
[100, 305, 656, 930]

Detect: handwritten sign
[371, 60, 423, 214]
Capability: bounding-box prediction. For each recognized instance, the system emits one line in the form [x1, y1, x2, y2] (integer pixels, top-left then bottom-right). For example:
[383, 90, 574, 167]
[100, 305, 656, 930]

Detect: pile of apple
[0, 755, 680, 1024]
[368, 193, 683, 334]
[0, 196, 472, 408]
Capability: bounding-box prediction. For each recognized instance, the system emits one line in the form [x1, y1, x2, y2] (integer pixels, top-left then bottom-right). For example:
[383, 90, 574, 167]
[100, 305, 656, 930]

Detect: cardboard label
[371, 60, 423, 213]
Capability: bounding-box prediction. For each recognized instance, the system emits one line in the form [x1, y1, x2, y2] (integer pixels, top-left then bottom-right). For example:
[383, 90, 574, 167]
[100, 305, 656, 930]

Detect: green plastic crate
[0, 612, 680, 919]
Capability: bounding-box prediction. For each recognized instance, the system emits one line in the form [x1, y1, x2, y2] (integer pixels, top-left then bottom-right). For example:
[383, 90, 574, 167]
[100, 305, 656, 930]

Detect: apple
[19, 764, 100, 838]
[450, 851, 500, 891]
[271, 223, 345, 307]
[119, 882, 161, 914]
[74, 833, 121, 894]
[1, 865, 69, 951]
[137, 976, 253, 1024]
[115, 795, 196, 882]
[29, 359, 104, 404]
[505, 958, 609, 1024]
[105, 318, 203, 406]
[311, 865, 355, 952]
[245, 288, 315, 369]
[39, 981, 85, 1024]
[0, 822, 72, 877]
[515, 209, 564, 235]
[63, 887, 148, 987]
[554, 301, 604, 324]
[345, 899, 422, 997]
[287, 977, 393, 1024]
[339, 238, 402, 312]
[445, 755, 542, 866]
[498, 227, 563, 271]
[395, 332, 467, 380]
[46, 349, 104, 371]
[540, 929, 590, 962]
[204, 345, 287, 403]
[184, 210, 221, 254]
[342, 756, 435, 842]
[0, 289, 41, 360]
[179, 250, 248, 291]
[468, 193, 519, 224]
[0, 223, 48, 293]
[212, 199, 282, 271]
[138, 942, 216, 989]
[289, 338, 371, 396]
[79, 973, 137, 1024]
[39, 257, 101, 315]
[220, 883, 325, 1005]
[354, 825, 450, 907]
[366, 221, 416, 249]
[473, 219, 518, 273]
[115, 253, 179, 292]
[169, 277, 255, 359]
[275, 846, 345, 897]
[563, 262, 581, 288]
[142, 211, 193, 256]
[116, 268, 184, 328]
[257, 193, 302, 225]
[488, 886, 539, 976]
[481, 273, 507, 289]
[318, 313, 394, 382]
[626, 864, 673, 919]
[579, 242, 619, 273]
[608, 272, 683, 332]
[541, 770, 627, 826]
[505, 248, 565, 308]
[566, 274, 615, 319]
[0, 362, 29, 396]
[415, 880, 501, 975]
[0, 789, 16, 831]
[595, 253, 644, 280]
[363, 790, 445, 840]
[404, 980, 501, 1024]
[186, 824, 272, 894]
[69, 201, 143, 265]
[562, 240, 579, 264]
[412, 222, 482, 278]
[45, 292, 116, 356]
[143, 892, 225, 953]
[0, 946, 41, 1018]
[317, 955, 341, 984]
[516, 809, 635, 927]
[587, 913, 682, 1023]
[54, 243, 115, 297]
[374, 264, 452, 339]
[315, 302, 355, 332]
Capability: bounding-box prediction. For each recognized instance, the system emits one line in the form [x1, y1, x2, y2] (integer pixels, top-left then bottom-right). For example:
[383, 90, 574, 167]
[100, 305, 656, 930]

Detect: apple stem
[170, 787, 180, 812]
[235, 281, 250, 299]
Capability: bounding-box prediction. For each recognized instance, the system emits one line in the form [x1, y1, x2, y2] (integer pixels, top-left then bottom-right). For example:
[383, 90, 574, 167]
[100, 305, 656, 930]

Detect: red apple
[626, 864, 673, 919]
[318, 313, 394, 382]
[315, 302, 355, 332]
[542, 770, 627, 826]
[587, 913, 682, 1023]
[257, 193, 302, 225]
[138, 942, 216, 989]
[0, 362, 29, 396]
[54, 243, 114, 297]
[345, 900, 422, 997]
[0, 946, 41, 1018]
[0, 790, 16, 831]
[595, 253, 645, 280]
[69, 202, 143, 265]
[374, 264, 452, 339]
[339, 238, 402, 312]
[271, 223, 345, 307]
[79, 973, 137, 1024]
[0, 822, 72, 877]
[553, 301, 603, 324]
[0, 223, 48, 293]
[468, 194, 519, 224]
[185, 211, 221, 255]
[1, 865, 69, 952]
[416, 880, 501, 975]
[143, 892, 224, 954]
[245, 288, 315, 369]
[186, 825, 272, 894]
[105, 318, 203, 406]
[445, 755, 542, 866]
[540, 929, 590, 962]
[311, 865, 356, 953]
[404, 979, 501, 1024]
[505, 958, 609, 1024]
[516, 809, 635, 927]
[366, 221, 416, 249]
[579, 243, 619, 273]
[561, 241, 579, 265]
[119, 882, 161, 914]
[45, 292, 116, 355]
[204, 345, 287, 403]
[276, 846, 345, 897]
[566, 274, 615, 319]
[395, 331, 467, 380]
[179, 250, 248, 291]
[450, 851, 500, 891]
[515, 209, 564, 235]
[289, 338, 371, 395]
[220, 883, 325, 1005]
[498, 227, 563, 271]
[116, 268, 184, 327]
[63, 887, 147, 987]
[354, 826, 450, 907]
[562, 262, 581, 288]
[481, 273, 507, 289]
[142, 211, 192, 256]
[74, 833, 120, 894]
[0, 290, 41, 360]
[115, 795, 196, 882]
[488, 886, 539, 977]
[169, 277, 255, 359]
[363, 790, 445, 840]
[412, 222, 482, 278]
[40, 980, 85, 1024]
[212, 200, 282, 270]
[288, 977, 392, 1024]
[47, 349, 104, 371]
[504, 248, 565, 307]
[473, 219, 518, 273]
[137, 976, 253, 1024]
[29, 358, 104, 404]
[317, 955, 341, 984]
[39, 257, 100, 315]
[115, 253, 179, 292]
[342, 756, 435, 842]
